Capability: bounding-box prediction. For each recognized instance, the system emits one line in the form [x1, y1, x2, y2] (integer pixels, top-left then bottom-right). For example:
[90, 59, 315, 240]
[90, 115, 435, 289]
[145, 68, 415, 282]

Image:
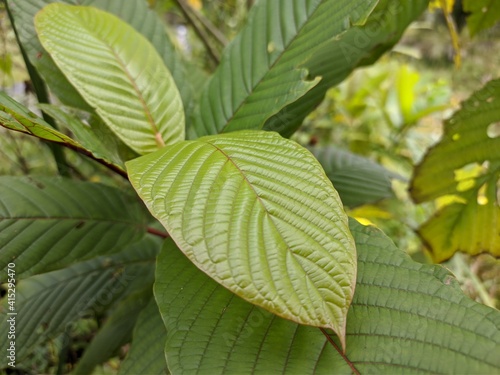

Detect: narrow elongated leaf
[265, 0, 429, 136]
[189, 0, 378, 138]
[309, 146, 401, 207]
[38, 103, 127, 168]
[6, 0, 196, 113]
[119, 298, 169, 375]
[35, 4, 185, 154]
[0, 236, 159, 367]
[127, 130, 356, 348]
[410, 79, 500, 261]
[155, 221, 500, 374]
[0, 176, 147, 279]
[0, 82, 126, 175]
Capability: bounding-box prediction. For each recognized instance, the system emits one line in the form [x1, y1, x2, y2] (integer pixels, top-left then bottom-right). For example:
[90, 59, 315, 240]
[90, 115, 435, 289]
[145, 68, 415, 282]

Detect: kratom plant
[0, 0, 499, 374]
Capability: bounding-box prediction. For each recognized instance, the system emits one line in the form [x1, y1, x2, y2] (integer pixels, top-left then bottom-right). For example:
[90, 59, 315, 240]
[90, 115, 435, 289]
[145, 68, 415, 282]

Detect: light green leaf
[6, 0, 196, 113]
[190, 0, 378, 138]
[309, 146, 401, 207]
[0, 176, 148, 279]
[127, 130, 356, 348]
[74, 289, 153, 375]
[265, 0, 429, 136]
[155, 221, 500, 374]
[410, 79, 500, 261]
[38, 103, 128, 168]
[0, 236, 159, 367]
[119, 297, 169, 375]
[0, 84, 126, 175]
[464, 0, 500, 36]
[35, 3, 185, 154]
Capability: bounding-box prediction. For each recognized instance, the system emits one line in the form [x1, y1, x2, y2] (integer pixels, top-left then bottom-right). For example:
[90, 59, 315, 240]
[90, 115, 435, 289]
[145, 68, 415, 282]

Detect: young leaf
[154, 221, 500, 374]
[35, 3, 185, 154]
[127, 130, 356, 349]
[189, 0, 378, 138]
[0, 236, 159, 368]
[410, 79, 500, 261]
[0, 176, 148, 279]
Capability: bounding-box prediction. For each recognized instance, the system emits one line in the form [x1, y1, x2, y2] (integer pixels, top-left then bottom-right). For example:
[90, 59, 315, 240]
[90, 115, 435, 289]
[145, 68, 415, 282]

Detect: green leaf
[38, 103, 128, 168]
[410, 79, 500, 261]
[6, 0, 196, 114]
[154, 221, 500, 374]
[0, 176, 148, 279]
[0, 91, 126, 174]
[189, 0, 378, 138]
[265, 0, 429, 137]
[119, 297, 169, 375]
[127, 130, 356, 348]
[0, 236, 159, 367]
[464, 0, 500, 36]
[74, 289, 153, 375]
[309, 146, 401, 207]
[35, 3, 185, 154]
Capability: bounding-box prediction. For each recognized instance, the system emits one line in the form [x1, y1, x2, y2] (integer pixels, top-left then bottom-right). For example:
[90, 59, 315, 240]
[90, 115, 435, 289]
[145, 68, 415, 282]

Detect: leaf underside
[127, 130, 357, 348]
[154, 220, 500, 374]
[35, 3, 185, 154]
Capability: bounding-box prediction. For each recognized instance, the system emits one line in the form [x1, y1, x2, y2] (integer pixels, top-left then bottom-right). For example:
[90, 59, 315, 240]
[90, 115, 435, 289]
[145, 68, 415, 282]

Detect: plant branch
[320, 328, 360, 375]
[173, 0, 221, 65]
[188, 4, 228, 47]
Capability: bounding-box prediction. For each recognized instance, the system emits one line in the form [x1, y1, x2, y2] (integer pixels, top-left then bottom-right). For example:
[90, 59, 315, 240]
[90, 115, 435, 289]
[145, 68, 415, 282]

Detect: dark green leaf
[0, 176, 148, 279]
[154, 220, 500, 374]
[0, 236, 159, 367]
[309, 146, 401, 207]
[119, 297, 169, 375]
[190, 0, 378, 138]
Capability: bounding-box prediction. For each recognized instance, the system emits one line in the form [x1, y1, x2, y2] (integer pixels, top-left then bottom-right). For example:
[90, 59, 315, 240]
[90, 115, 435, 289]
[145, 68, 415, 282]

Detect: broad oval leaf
[35, 3, 185, 154]
[0, 176, 148, 279]
[127, 130, 356, 347]
[154, 221, 500, 374]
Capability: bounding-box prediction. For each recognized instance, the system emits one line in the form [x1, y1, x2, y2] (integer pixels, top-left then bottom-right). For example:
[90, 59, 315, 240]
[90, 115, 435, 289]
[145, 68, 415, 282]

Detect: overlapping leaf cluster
[0, 0, 499, 374]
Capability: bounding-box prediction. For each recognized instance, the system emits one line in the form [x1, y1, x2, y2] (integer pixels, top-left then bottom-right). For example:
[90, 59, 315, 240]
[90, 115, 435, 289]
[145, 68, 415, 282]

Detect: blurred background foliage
[1, 0, 499, 371]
